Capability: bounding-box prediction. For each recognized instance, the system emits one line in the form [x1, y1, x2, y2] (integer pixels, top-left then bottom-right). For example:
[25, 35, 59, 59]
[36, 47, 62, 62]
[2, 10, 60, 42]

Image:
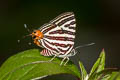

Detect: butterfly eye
[34, 31, 36, 33]
[32, 36, 36, 39]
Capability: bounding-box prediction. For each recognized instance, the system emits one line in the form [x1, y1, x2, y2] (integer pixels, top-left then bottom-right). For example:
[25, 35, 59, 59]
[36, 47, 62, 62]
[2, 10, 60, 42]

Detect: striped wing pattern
[41, 49, 54, 56]
[39, 12, 76, 58]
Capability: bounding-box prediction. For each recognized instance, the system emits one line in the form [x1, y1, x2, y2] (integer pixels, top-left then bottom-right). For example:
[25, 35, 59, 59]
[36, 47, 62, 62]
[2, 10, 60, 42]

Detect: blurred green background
[0, 0, 120, 79]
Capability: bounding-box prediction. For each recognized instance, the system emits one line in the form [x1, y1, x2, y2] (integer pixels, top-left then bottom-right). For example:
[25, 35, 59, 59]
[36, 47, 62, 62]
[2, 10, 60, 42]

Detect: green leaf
[109, 71, 120, 80]
[0, 49, 80, 80]
[79, 61, 87, 80]
[93, 68, 119, 80]
[89, 49, 105, 79]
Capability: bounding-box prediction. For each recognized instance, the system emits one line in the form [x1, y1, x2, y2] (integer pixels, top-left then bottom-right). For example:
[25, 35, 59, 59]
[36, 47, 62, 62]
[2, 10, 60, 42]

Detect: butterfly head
[32, 30, 44, 40]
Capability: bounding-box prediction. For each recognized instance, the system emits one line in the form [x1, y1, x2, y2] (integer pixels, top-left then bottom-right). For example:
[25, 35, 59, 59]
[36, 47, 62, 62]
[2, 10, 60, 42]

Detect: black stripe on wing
[39, 23, 51, 32]
[49, 30, 75, 35]
[44, 38, 71, 48]
[39, 12, 75, 34]
[50, 12, 74, 24]
[44, 35, 74, 42]
[42, 24, 57, 34]
[43, 38, 74, 55]
[49, 12, 76, 34]
[42, 39, 59, 53]
[50, 12, 76, 29]
[57, 16, 75, 26]
[39, 12, 73, 32]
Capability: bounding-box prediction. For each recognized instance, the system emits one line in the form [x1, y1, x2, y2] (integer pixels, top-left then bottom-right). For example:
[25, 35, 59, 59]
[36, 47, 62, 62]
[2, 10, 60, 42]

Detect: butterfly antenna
[17, 34, 32, 43]
[22, 34, 32, 38]
[24, 24, 31, 33]
[75, 43, 95, 50]
[18, 24, 32, 43]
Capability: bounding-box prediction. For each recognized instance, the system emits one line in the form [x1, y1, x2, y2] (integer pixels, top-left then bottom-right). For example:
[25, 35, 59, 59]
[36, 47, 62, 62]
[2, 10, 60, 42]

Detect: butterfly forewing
[39, 12, 76, 57]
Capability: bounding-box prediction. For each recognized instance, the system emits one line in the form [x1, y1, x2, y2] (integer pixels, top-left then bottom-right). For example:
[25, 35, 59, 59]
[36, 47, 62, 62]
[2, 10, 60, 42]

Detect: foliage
[0, 49, 119, 80]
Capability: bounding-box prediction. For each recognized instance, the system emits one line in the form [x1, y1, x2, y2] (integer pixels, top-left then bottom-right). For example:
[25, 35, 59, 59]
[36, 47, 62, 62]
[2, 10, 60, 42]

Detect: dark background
[0, 0, 120, 79]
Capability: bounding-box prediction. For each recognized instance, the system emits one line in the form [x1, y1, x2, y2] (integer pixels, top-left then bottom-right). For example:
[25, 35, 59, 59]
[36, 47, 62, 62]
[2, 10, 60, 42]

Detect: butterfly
[31, 12, 76, 65]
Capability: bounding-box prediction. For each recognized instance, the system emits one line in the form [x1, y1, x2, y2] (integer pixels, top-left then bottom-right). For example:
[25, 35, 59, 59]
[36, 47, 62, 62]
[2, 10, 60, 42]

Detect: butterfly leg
[60, 57, 67, 66]
[49, 55, 57, 62]
[64, 57, 69, 66]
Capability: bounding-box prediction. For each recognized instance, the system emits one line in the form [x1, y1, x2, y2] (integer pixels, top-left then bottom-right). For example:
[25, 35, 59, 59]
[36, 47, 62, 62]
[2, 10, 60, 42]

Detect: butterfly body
[31, 12, 76, 65]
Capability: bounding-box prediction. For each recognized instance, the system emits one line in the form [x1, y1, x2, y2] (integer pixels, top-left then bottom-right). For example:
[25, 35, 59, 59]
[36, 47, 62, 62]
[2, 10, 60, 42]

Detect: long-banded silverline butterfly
[23, 12, 94, 66]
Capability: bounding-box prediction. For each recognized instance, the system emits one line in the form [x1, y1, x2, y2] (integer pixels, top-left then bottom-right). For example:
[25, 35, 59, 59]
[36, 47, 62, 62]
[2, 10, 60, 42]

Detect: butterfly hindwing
[41, 49, 54, 56]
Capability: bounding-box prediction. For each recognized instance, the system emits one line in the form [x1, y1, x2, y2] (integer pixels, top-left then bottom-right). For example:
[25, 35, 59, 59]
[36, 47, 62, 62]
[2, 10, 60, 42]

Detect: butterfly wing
[41, 49, 55, 56]
[39, 12, 76, 57]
